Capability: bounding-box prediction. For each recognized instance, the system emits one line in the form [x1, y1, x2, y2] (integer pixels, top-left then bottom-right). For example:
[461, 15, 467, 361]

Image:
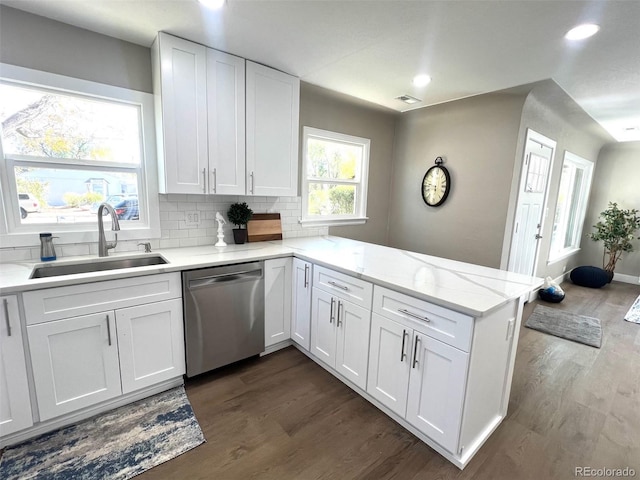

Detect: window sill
[547, 247, 581, 266]
[299, 217, 368, 228]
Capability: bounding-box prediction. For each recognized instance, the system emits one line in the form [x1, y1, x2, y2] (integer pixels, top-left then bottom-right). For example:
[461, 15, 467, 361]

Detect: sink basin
[30, 254, 168, 279]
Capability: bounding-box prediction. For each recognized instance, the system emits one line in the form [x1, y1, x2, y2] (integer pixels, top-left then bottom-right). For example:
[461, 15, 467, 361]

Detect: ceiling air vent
[396, 94, 421, 105]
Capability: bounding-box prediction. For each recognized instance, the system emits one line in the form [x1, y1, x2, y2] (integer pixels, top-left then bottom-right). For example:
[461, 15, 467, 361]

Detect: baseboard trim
[614, 273, 640, 285]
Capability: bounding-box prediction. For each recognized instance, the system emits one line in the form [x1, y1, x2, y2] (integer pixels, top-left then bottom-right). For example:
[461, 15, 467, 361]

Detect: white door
[367, 313, 411, 417]
[28, 312, 121, 421]
[264, 258, 292, 347]
[310, 288, 337, 367]
[335, 299, 370, 390]
[116, 299, 185, 394]
[0, 296, 33, 436]
[406, 332, 469, 453]
[155, 33, 208, 194]
[291, 259, 312, 350]
[207, 49, 246, 194]
[245, 61, 299, 197]
[508, 129, 556, 276]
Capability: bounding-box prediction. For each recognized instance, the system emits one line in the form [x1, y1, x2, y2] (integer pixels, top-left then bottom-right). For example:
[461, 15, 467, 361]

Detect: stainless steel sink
[30, 254, 168, 279]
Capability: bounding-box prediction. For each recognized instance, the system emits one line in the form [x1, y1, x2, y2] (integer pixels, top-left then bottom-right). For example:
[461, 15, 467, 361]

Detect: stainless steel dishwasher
[182, 262, 264, 377]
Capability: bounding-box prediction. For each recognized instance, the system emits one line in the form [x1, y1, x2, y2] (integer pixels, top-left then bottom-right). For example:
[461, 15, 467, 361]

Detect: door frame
[504, 128, 556, 276]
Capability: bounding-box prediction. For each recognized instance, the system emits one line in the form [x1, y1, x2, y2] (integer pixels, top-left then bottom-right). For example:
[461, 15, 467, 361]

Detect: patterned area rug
[624, 295, 640, 324]
[525, 304, 602, 348]
[0, 386, 205, 480]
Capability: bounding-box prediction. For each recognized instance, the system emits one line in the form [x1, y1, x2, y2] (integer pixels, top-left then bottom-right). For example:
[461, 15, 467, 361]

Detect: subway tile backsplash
[0, 194, 328, 263]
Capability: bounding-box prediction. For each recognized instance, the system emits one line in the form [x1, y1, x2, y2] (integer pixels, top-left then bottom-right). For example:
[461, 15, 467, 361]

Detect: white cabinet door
[264, 258, 292, 347]
[28, 312, 122, 421]
[0, 296, 33, 436]
[406, 332, 469, 453]
[335, 299, 370, 390]
[367, 313, 411, 417]
[245, 61, 299, 197]
[207, 49, 246, 195]
[153, 32, 208, 194]
[116, 299, 185, 394]
[291, 258, 312, 350]
[310, 287, 337, 367]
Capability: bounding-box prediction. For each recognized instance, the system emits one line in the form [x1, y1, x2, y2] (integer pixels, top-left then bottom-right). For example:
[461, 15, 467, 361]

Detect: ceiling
[2, 0, 639, 142]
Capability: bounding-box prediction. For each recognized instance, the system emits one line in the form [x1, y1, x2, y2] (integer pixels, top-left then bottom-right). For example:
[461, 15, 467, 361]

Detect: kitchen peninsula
[0, 236, 542, 468]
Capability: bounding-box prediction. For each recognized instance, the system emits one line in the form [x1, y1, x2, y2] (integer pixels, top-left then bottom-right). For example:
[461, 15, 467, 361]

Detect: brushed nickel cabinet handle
[304, 264, 309, 288]
[398, 308, 430, 322]
[202, 168, 207, 193]
[412, 336, 420, 369]
[250, 171, 254, 194]
[3, 298, 11, 337]
[336, 301, 342, 327]
[329, 297, 335, 324]
[400, 329, 408, 362]
[106, 314, 112, 346]
[328, 280, 349, 291]
[211, 168, 217, 193]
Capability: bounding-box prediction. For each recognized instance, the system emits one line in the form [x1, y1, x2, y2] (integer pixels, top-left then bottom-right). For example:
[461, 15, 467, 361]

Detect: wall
[387, 91, 528, 268]
[0, 5, 152, 93]
[578, 141, 640, 279]
[508, 80, 612, 281]
[299, 83, 398, 246]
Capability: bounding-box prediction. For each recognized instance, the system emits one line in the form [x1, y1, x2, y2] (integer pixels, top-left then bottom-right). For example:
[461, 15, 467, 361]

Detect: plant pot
[232, 229, 247, 244]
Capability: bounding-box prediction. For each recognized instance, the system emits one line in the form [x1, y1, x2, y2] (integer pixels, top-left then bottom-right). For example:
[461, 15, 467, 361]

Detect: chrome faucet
[97, 203, 121, 257]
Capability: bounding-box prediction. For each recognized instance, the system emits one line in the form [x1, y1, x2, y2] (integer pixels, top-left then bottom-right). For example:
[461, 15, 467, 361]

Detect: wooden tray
[247, 213, 283, 242]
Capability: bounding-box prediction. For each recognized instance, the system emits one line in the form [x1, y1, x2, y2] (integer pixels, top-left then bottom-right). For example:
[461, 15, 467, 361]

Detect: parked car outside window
[18, 193, 40, 219]
[113, 198, 139, 220]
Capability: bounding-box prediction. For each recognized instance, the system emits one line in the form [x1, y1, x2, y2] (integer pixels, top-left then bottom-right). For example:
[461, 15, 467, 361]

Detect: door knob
[535, 234, 543, 239]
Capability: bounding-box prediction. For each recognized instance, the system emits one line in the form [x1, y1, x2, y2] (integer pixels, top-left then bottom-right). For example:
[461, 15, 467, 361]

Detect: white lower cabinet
[24, 273, 184, 422]
[0, 295, 33, 436]
[265, 258, 292, 348]
[116, 299, 185, 394]
[367, 312, 469, 453]
[310, 287, 370, 390]
[28, 312, 122, 421]
[291, 258, 312, 350]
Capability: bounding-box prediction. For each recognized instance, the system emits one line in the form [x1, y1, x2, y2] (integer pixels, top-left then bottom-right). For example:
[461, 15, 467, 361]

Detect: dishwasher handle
[188, 268, 262, 289]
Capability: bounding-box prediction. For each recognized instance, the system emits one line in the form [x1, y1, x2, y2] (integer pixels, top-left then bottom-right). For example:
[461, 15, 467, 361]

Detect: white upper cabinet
[153, 34, 300, 197]
[246, 61, 300, 197]
[207, 49, 246, 195]
[152, 32, 208, 194]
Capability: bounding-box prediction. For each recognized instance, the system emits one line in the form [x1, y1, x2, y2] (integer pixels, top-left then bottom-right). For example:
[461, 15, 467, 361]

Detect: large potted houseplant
[589, 202, 640, 281]
[227, 202, 253, 244]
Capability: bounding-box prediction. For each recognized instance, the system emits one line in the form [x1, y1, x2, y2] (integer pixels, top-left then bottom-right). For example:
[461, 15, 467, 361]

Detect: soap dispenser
[39, 233, 57, 262]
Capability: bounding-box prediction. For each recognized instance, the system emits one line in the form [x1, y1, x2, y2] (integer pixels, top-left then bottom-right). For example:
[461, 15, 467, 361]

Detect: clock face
[421, 165, 450, 207]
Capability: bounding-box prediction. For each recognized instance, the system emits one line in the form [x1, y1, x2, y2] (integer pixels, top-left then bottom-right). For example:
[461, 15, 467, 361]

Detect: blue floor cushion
[570, 266, 610, 288]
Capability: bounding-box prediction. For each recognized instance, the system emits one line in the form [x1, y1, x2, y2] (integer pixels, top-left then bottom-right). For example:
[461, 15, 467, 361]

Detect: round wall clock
[421, 157, 451, 207]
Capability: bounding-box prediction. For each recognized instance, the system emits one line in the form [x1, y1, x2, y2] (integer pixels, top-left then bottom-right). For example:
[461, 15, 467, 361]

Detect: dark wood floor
[140, 281, 640, 480]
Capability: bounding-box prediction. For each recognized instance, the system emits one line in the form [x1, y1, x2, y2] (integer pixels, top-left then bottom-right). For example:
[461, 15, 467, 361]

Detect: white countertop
[0, 236, 542, 317]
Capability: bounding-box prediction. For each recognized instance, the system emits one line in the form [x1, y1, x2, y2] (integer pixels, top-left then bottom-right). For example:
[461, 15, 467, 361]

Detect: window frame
[548, 151, 594, 263]
[300, 126, 370, 227]
[0, 63, 160, 247]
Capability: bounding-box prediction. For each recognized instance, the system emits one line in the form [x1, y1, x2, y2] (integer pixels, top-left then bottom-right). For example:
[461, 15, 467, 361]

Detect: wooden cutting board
[247, 213, 283, 242]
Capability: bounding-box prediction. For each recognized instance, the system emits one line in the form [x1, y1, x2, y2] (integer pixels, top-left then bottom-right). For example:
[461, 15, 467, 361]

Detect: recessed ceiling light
[565, 24, 600, 40]
[412, 74, 432, 87]
[396, 95, 421, 105]
[199, 0, 225, 10]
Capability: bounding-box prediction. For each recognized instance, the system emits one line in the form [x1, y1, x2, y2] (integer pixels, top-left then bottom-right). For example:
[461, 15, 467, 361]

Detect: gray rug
[525, 304, 602, 348]
[0, 386, 205, 479]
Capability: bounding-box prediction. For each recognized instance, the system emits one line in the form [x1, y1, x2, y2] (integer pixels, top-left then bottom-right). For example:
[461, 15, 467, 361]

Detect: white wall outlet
[185, 210, 201, 227]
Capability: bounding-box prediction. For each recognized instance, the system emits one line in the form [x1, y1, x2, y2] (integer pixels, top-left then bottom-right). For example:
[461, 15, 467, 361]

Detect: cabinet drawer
[373, 286, 473, 352]
[313, 265, 372, 309]
[24, 273, 182, 325]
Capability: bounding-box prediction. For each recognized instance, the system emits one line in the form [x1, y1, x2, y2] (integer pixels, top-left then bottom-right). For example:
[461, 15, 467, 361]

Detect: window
[301, 127, 370, 226]
[0, 64, 159, 246]
[549, 151, 594, 261]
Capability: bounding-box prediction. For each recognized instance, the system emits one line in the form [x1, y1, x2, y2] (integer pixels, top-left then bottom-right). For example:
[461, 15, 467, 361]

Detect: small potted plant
[227, 202, 253, 244]
[589, 202, 640, 280]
